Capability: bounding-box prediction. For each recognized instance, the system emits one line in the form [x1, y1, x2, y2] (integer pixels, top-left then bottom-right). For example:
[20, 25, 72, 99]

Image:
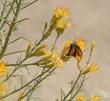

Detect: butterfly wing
[66, 43, 76, 56]
[66, 42, 83, 61]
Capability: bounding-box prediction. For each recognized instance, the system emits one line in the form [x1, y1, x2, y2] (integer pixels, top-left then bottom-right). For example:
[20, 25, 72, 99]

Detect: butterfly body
[66, 41, 83, 61]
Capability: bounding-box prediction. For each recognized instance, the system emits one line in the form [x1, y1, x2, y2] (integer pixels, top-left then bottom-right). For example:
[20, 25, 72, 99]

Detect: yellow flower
[89, 95, 100, 101]
[76, 38, 86, 51]
[53, 7, 70, 18]
[89, 63, 99, 72]
[64, 39, 73, 49]
[56, 19, 71, 29]
[63, 39, 73, 56]
[0, 81, 8, 97]
[82, 63, 99, 74]
[56, 19, 71, 34]
[17, 91, 25, 101]
[51, 7, 71, 24]
[76, 95, 85, 101]
[92, 41, 96, 49]
[32, 44, 48, 56]
[0, 62, 8, 76]
[44, 50, 64, 67]
[91, 41, 96, 53]
[56, 19, 71, 35]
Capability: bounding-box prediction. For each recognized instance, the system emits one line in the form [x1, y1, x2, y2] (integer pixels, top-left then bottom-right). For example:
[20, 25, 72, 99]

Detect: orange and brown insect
[66, 41, 83, 62]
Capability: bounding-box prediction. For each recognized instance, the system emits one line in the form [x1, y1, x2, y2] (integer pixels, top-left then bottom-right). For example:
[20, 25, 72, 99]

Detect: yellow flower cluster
[64, 39, 73, 48]
[0, 62, 8, 76]
[53, 7, 70, 18]
[75, 95, 100, 101]
[89, 96, 100, 101]
[52, 6, 71, 34]
[82, 63, 99, 75]
[32, 44, 48, 56]
[44, 50, 64, 68]
[0, 81, 8, 97]
[56, 19, 71, 30]
[76, 38, 86, 51]
[88, 63, 99, 72]
[76, 95, 85, 101]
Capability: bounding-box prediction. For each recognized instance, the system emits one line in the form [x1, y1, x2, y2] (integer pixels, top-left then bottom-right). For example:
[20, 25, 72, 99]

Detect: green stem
[87, 45, 93, 65]
[0, 0, 15, 29]
[0, 0, 22, 60]
[0, 68, 52, 99]
[4, 33, 44, 81]
[51, 35, 59, 51]
[0, 0, 7, 22]
[29, 24, 55, 56]
[21, 0, 39, 10]
[4, 56, 31, 81]
[5, 67, 18, 81]
[7, 62, 37, 67]
[4, 2, 55, 84]
[69, 75, 86, 100]
[4, 0, 49, 81]
[4, 50, 26, 56]
[19, 68, 55, 101]
[63, 72, 82, 101]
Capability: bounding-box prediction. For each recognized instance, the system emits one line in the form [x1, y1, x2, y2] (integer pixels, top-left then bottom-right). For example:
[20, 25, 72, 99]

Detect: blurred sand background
[1, 0, 110, 101]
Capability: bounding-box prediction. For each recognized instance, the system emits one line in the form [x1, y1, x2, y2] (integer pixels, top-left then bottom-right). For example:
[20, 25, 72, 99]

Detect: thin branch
[4, 50, 26, 56]
[0, 0, 22, 59]
[0, 0, 8, 20]
[9, 37, 31, 45]
[0, 68, 52, 99]
[69, 75, 86, 100]
[21, 0, 39, 10]
[18, 68, 55, 101]
[0, 0, 16, 29]
[63, 72, 81, 101]
[87, 45, 93, 65]
[15, 18, 29, 24]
